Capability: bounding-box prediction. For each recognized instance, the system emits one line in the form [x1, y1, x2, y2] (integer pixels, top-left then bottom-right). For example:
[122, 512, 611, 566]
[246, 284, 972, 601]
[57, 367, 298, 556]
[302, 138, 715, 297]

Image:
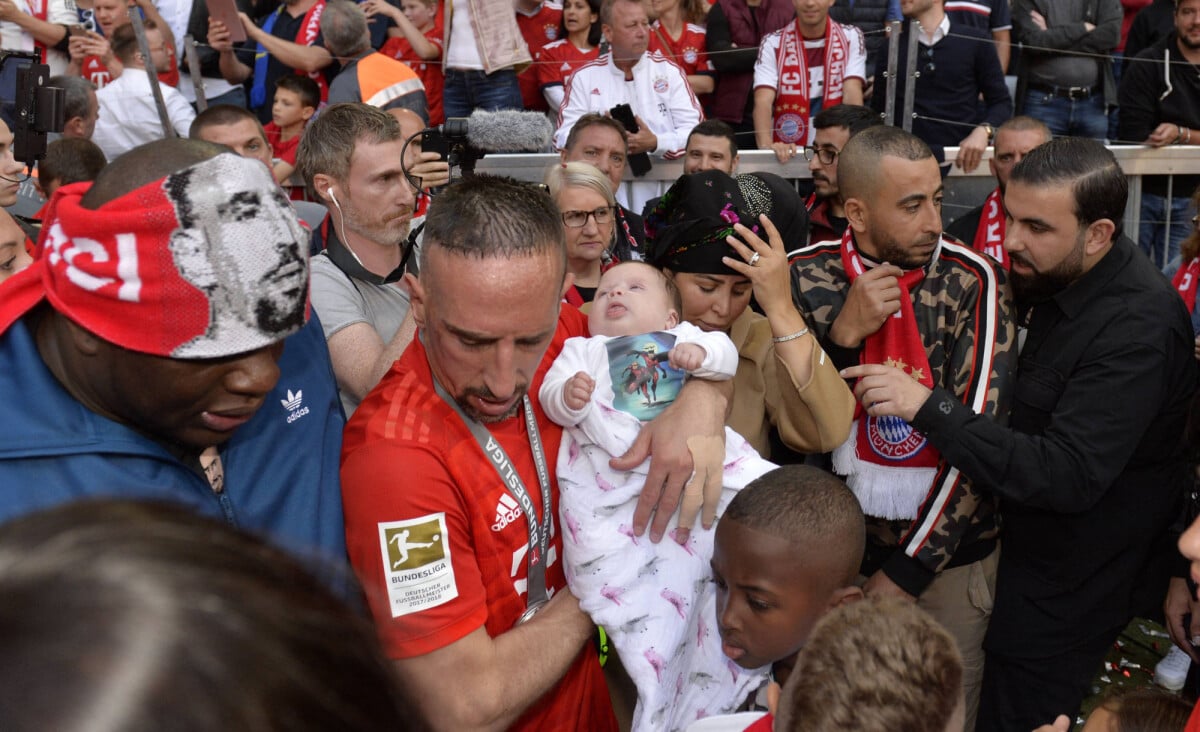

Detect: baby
[540, 262, 777, 732]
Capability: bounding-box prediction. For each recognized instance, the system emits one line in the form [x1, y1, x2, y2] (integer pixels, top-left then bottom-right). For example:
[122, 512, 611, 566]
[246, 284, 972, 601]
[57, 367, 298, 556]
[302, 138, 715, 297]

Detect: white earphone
[328, 188, 340, 209]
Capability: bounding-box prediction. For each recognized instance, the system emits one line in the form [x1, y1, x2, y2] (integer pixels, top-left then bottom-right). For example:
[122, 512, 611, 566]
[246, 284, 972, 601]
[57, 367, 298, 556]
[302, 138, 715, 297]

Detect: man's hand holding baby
[668, 343, 707, 372]
[564, 371, 597, 411]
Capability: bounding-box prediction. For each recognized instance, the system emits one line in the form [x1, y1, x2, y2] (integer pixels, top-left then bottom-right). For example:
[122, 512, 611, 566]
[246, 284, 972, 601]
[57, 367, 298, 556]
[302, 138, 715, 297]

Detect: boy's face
[588, 263, 678, 337]
[401, 0, 436, 28]
[272, 88, 312, 128]
[712, 517, 848, 670]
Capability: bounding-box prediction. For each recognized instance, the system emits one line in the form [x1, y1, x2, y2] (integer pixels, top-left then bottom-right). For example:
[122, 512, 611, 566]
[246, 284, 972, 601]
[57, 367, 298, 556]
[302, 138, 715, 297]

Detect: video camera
[0, 51, 65, 171]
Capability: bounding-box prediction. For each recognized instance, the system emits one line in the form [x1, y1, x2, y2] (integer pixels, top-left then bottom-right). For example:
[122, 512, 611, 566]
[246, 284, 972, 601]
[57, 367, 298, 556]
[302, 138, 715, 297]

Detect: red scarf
[298, 1, 329, 101]
[832, 230, 940, 520]
[971, 188, 1009, 270]
[1173, 257, 1200, 313]
[770, 19, 849, 145]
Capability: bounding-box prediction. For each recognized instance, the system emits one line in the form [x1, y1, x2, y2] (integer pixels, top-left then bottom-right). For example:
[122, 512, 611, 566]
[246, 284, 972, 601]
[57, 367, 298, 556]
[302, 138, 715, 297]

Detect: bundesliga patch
[378, 514, 458, 618]
[866, 415, 929, 461]
[776, 113, 805, 144]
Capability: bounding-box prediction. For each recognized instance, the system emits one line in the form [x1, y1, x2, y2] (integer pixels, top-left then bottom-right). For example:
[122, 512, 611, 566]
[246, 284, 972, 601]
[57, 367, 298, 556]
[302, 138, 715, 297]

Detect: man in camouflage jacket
[789, 125, 1015, 732]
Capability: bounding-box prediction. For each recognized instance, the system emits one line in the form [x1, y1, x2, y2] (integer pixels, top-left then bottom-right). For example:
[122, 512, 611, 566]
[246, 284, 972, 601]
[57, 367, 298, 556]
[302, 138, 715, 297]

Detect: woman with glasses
[545, 161, 618, 306]
[645, 170, 853, 459]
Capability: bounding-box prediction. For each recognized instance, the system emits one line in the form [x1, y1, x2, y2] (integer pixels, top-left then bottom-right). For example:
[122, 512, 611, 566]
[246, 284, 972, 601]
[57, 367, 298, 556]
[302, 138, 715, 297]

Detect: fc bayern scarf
[971, 188, 1009, 270]
[1174, 257, 1200, 314]
[0, 153, 310, 359]
[770, 18, 850, 145]
[832, 229, 940, 520]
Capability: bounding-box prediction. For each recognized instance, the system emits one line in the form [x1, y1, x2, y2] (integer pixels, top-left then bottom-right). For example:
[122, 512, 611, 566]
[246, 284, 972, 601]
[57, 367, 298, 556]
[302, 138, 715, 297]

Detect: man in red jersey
[340, 174, 730, 731]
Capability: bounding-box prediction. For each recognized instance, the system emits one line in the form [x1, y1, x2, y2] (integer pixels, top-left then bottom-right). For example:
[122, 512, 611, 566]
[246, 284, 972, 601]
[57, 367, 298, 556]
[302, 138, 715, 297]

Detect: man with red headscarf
[0, 138, 348, 586]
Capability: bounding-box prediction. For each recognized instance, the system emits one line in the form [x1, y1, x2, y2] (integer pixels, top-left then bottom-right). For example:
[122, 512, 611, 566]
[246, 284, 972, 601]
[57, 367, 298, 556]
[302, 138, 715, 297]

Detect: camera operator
[296, 103, 447, 415]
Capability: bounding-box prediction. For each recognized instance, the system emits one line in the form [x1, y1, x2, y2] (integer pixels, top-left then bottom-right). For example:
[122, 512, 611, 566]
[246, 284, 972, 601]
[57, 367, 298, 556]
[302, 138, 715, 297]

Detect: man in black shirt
[842, 137, 1197, 731]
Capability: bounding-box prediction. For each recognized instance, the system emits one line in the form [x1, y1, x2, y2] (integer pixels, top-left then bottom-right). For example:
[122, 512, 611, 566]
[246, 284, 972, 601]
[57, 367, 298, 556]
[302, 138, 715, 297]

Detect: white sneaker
[1155, 645, 1192, 691]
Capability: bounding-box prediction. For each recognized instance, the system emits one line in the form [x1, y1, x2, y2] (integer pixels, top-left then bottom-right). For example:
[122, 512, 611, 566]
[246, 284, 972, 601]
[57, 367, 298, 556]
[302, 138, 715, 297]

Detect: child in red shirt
[370, 0, 445, 125]
[264, 75, 318, 189]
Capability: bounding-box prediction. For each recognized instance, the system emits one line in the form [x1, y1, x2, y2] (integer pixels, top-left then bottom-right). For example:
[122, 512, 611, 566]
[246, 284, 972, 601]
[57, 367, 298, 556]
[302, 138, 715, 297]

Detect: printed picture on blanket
[605, 332, 683, 421]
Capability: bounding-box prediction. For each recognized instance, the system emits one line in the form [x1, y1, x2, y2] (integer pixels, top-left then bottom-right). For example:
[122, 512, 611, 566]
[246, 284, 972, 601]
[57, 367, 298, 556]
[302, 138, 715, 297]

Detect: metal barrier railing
[473, 145, 1200, 238]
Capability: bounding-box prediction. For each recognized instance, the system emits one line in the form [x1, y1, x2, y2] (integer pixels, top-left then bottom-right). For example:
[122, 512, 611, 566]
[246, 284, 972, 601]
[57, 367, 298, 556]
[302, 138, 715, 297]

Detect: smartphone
[67, 24, 87, 37]
[609, 103, 652, 177]
[421, 128, 448, 159]
[206, 0, 247, 43]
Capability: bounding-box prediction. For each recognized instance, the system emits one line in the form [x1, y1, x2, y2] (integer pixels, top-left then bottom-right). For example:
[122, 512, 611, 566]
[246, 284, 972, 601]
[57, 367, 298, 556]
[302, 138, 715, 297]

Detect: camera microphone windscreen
[464, 110, 554, 153]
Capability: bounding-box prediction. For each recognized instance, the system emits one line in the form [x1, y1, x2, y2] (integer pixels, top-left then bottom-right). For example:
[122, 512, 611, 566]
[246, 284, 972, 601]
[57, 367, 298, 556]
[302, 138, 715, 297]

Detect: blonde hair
[543, 160, 617, 208]
[777, 597, 963, 732]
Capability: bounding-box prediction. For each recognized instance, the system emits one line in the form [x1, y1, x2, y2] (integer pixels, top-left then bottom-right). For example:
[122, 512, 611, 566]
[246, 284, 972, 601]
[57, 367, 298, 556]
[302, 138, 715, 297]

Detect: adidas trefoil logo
[491, 493, 522, 531]
[281, 388, 310, 424]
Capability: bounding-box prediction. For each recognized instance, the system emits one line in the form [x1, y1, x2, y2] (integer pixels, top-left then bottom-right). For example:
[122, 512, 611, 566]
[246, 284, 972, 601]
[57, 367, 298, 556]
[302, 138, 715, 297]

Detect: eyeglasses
[562, 206, 615, 228]
[802, 146, 839, 165]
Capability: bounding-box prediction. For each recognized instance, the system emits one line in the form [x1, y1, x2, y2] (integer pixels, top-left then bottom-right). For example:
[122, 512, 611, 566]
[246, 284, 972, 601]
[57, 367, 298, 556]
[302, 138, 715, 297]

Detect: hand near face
[829, 263, 903, 348]
[840, 363, 933, 424]
[723, 215, 792, 319]
[407, 150, 451, 190]
[563, 371, 595, 411]
[668, 343, 706, 372]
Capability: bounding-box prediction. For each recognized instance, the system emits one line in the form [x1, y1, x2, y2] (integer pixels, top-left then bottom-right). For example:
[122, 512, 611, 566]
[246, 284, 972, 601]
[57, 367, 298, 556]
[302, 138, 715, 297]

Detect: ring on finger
[748, 252, 761, 267]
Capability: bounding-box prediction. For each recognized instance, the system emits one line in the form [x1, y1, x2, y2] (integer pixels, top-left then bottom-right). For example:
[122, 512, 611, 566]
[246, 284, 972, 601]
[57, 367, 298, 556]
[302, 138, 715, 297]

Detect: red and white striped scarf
[832, 229, 941, 520]
[971, 188, 1009, 270]
[770, 18, 850, 145]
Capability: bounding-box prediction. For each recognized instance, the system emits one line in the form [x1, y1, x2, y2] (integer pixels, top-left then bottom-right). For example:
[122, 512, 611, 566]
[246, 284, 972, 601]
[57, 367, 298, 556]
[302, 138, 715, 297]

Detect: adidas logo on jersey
[491, 493, 522, 531]
[560, 62, 571, 72]
[281, 388, 310, 423]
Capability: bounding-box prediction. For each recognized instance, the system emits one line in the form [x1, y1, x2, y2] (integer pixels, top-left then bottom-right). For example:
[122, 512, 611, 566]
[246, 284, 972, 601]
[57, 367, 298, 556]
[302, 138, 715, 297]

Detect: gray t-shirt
[310, 253, 411, 415]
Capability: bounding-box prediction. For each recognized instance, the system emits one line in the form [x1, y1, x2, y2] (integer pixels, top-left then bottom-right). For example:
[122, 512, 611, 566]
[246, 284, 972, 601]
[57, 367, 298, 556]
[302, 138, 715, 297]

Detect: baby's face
[588, 263, 677, 337]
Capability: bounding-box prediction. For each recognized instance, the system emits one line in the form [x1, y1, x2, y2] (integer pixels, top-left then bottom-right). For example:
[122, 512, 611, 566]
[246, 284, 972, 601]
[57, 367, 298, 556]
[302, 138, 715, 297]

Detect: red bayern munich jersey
[648, 20, 715, 77]
[341, 305, 616, 731]
[517, 0, 563, 111]
[380, 23, 445, 125]
[535, 38, 600, 95]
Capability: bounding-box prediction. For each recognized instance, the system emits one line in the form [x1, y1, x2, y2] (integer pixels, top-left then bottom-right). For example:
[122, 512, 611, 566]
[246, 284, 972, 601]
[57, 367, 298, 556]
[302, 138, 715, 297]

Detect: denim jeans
[1138, 192, 1192, 270]
[1022, 89, 1108, 141]
[442, 68, 523, 119]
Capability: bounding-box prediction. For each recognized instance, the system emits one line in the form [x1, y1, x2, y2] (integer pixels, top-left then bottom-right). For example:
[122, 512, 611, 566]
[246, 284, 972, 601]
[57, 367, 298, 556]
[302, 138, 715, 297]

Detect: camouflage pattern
[789, 236, 1016, 594]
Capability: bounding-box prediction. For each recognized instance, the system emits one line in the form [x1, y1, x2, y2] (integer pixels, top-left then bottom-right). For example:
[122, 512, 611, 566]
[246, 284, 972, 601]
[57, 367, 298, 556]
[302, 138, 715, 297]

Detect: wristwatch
[981, 123, 995, 143]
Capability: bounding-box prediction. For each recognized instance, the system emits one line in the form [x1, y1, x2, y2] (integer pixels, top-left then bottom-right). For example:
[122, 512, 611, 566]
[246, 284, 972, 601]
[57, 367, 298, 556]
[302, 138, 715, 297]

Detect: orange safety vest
[355, 53, 425, 109]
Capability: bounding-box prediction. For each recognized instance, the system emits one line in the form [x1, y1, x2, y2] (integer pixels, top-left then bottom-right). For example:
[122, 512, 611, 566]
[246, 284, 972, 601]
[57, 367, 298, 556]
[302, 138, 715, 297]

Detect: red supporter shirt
[380, 23, 445, 125]
[263, 121, 302, 166]
[535, 38, 599, 94]
[648, 20, 715, 77]
[341, 305, 616, 732]
[81, 41, 180, 89]
[516, 0, 563, 112]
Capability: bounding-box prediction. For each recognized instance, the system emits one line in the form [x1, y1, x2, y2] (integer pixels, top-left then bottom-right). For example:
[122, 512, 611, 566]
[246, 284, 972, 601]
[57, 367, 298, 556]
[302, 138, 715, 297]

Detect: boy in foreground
[691, 465, 865, 731]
